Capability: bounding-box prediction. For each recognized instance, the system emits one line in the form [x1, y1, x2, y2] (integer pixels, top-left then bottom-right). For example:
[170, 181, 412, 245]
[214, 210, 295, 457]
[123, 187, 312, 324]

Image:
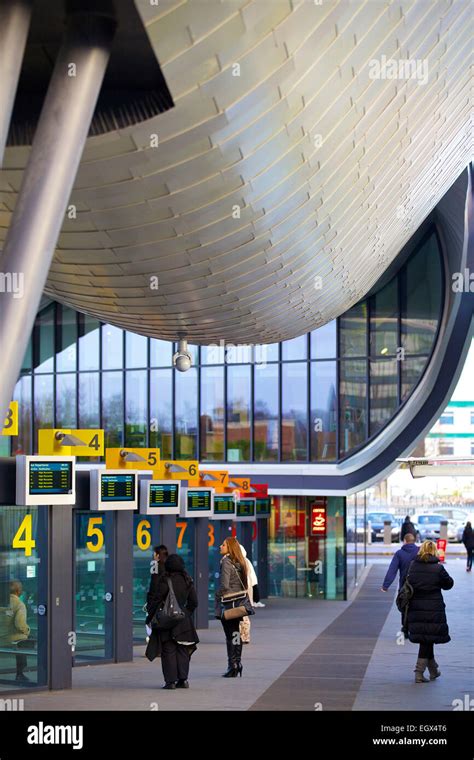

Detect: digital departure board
[139, 480, 181, 515]
[236, 498, 256, 522]
[16, 456, 76, 505]
[101, 473, 135, 501]
[256, 497, 271, 518]
[90, 469, 138, 511]
[181, 487, 214, 517]
[212, 494, 236, 520]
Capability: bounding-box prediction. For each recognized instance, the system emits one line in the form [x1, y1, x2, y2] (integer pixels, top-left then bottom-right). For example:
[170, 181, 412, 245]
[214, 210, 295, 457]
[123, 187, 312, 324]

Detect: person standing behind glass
[0, 581, 31, 682]
[215, 537, 248, 678]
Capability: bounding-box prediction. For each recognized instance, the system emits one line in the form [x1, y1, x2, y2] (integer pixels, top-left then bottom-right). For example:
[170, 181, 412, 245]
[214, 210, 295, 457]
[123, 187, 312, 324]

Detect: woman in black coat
[462, 522, 474, 571]
[406, 540, 454, 683]
[145, 554, 199, 689]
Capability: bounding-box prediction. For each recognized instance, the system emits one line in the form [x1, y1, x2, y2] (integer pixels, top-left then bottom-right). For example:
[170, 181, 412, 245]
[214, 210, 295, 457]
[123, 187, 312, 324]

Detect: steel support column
[0, 0, 33, 165]
[0, 10, 116, 423]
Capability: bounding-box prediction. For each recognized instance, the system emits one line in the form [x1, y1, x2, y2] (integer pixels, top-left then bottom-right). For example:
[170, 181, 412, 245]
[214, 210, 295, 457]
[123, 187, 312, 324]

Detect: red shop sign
[311, 506, 326, 536]
[437, 538, 447, 563]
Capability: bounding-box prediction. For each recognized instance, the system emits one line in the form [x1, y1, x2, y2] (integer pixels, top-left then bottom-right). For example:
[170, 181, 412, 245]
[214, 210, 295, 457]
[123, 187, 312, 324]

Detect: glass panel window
[282, 362, 307, 461]
[282, 335, 307, 361]
[12, 376, 32, 455]
[401, 356, 427, 401]
[21, 337, 32, 373]
[34, 304, 55, 373]
[255, 343, 279, 363]
[125, 370, 147, 447]
[254, 363, 279, 461]
[401, 233, 442, 354]
[227, 365, 251, 462]
[150, 339, 172, 367]
[339, 302, 367, 357]
[56, 305, 77, 372]
[268, 497, 297, 597]
[311, 320, 337, 359]
[201, 343, 225, 365]
[79, 316, 100, 371]
[339, 360, 367, 455]
[201, 366, 224, 461]
[133, 516, 154, 642]
[310, 361, 337, 461]
[56, 374, 77, 428]
[126, 332, 147, 369]
[102, 371, 123, 447]
[34, 374, 54, 433]
[150, 369, 172, 459]
[74, 512, 109, 662]
[369, 360, 398, 436]
[370, 278, 398, 357]
[102, 325, 123, 370]
[175, 367, 198, 459]
[226, 343, 253, 364]
[78, 373, 100, 428]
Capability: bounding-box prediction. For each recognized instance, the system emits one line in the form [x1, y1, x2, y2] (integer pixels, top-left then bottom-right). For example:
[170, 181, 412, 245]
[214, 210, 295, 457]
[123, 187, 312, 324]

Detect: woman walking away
[406, 540, 454, 683]
[145, 554, 199, 689]
[215, 537, 248, 677]
[462, 522, 474, 571]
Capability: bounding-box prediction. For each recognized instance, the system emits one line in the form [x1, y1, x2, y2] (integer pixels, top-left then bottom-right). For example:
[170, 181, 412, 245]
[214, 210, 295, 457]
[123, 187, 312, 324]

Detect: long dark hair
[165, 553, 193, 587]
[223, 537, 248, 588]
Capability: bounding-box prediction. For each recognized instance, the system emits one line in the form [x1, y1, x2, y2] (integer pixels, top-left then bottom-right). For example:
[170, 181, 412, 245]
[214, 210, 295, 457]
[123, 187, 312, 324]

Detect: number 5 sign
[38, 429, 105, 456]
[1, 401, 18, 436]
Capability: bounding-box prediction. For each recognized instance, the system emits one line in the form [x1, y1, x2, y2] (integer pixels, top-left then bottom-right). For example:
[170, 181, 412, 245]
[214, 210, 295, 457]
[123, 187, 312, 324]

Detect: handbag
[221, 563, 255, 621]
[396, 561, 414, 634]
[151, 577, 186, 630]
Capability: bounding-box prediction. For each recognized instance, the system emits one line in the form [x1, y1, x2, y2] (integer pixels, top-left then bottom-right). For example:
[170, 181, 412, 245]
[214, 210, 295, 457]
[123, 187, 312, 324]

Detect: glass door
[0, 506, 47, 690]
[74, 511, 114, 663]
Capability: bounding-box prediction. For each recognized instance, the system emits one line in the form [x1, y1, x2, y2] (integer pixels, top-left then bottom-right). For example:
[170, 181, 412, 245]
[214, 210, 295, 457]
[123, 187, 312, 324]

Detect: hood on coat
[401, 544, 419, 555]
[415, 554, 439, 564]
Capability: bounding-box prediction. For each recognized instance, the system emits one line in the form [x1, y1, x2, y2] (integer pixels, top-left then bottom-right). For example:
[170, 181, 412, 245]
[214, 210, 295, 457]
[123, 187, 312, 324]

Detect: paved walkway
[18, 557, 472, 712]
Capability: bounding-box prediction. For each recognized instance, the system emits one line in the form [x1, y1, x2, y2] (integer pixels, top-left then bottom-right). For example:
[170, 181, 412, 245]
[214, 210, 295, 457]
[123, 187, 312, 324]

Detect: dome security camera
[173, 335, 192, 372]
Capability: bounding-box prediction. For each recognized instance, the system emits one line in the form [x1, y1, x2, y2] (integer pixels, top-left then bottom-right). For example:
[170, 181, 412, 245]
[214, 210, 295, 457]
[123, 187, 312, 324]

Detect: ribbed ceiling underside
[1, 0, 472, 343]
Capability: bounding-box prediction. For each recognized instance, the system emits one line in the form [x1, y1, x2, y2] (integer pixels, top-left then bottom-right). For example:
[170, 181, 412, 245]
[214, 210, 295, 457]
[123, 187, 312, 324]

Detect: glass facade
[8, 230, 442, 461]
[268, 497, 345, 600]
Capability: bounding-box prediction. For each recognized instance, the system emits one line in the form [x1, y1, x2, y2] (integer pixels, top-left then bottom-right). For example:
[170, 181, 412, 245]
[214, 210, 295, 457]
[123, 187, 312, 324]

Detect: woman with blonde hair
[406, 540, 454, 683]
[214, 536, 249, 677]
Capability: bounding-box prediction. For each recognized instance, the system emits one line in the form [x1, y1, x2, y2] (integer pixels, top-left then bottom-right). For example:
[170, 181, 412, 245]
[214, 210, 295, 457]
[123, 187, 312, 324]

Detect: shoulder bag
[396, 561, 414, 634]
[151, 577, 186, 630]
[221, 563, 255, 621]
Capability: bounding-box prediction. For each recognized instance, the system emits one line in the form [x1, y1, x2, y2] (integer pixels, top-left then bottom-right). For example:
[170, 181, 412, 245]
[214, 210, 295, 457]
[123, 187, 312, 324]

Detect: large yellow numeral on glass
[12, 515, 35, 557]
[86, 517, 104, 552]
[208, 523, 215, 548]
[136, 520, 151, 551]
[176, 521, 187, 550]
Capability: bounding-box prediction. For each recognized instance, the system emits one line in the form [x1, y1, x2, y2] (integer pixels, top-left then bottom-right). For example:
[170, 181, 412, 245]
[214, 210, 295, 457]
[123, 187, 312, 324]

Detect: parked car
[366, 512, 401, 542]
[433, 508, 472, 542]
[412, 513, 457, 542]
[347, 517, 366, 542]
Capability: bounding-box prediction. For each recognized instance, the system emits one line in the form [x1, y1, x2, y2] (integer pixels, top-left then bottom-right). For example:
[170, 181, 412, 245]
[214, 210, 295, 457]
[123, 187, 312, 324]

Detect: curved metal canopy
[1, 0, 472, 344]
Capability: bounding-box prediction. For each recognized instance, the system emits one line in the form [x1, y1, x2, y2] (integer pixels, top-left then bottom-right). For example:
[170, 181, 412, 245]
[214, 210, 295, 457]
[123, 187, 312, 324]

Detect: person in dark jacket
[461, 522, 474, 571]
[406, 540, 454, 683]
[215, 537, 248, 678]
[145, 554, 199, 689]
[400, 516, 417, 541]
[381, 533, 419, 591]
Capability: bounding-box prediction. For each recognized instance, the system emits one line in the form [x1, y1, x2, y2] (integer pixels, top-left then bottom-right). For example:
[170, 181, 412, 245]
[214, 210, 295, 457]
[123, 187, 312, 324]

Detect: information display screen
[213, 494, 235, 516]
[29, 461, 73, 495]
[256, 497, 271, 517]
[101, 473, 136, 502]
[149, 482, 179, 508]
[237, 498, 256, 520]
[187, 489, 212, 512]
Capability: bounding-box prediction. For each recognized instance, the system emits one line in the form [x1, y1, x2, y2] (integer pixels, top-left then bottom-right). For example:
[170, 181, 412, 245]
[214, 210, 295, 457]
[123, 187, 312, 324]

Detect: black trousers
[418, 643, 434, 659]
[161, 639, 190, 683]
[16, 654, 27, 675]
[220, 617, 241, 644]
[467, 547, 473, 570]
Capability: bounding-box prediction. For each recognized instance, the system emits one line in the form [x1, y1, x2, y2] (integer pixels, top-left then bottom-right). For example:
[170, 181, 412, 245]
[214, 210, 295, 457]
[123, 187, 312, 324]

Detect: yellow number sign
[230, 477, 252, 493]
[38, 429, 104, 456]
[12, 514, 35, 557]
[154, 460, 199, 481]
[188, 469, 229, 491]
[105, 448, 160, 471]
[1, 402, 18, 436]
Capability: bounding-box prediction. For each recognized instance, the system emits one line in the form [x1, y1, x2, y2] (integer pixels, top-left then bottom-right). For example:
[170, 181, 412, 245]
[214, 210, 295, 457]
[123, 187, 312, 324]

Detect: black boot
[222, 640, 237, 677]
[234, 642, 243, 677]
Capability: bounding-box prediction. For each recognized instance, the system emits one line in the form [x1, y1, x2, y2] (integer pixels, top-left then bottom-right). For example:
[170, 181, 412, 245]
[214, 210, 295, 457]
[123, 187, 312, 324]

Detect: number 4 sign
[38, 429, 105, 457]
